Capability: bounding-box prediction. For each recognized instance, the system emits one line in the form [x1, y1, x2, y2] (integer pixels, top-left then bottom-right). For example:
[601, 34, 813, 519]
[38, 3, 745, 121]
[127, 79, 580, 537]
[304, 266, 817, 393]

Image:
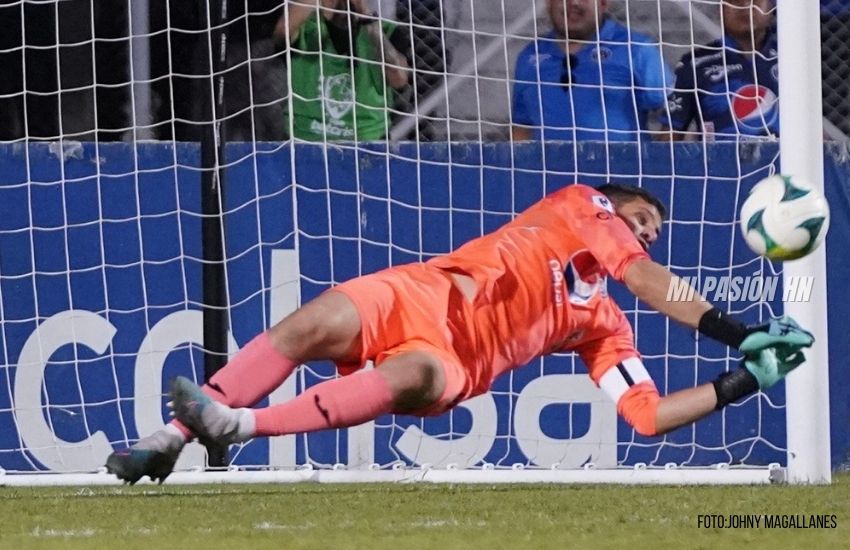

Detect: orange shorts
[330, 263, 480, 416]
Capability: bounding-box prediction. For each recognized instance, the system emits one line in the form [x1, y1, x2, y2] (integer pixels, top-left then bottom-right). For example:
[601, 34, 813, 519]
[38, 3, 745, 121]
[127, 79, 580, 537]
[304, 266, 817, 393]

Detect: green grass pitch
[2, 475, 849, 550]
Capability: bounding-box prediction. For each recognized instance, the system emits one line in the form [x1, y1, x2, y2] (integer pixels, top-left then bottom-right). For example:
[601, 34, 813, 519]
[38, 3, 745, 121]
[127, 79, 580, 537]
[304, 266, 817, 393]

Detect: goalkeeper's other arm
[623, 258, 814, 425]
[652, 347, 806, 435]
[623, 258, 813, 351]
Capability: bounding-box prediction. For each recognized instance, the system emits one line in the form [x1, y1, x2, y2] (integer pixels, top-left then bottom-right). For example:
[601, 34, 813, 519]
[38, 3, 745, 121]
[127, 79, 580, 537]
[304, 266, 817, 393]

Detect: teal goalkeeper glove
[743, 347, 807, 389]
[739, 316, 814, 355]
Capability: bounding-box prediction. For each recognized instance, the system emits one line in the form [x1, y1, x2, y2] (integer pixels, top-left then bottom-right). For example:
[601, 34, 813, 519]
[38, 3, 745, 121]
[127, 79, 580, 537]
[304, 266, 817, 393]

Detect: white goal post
[777, 0, 831, 484]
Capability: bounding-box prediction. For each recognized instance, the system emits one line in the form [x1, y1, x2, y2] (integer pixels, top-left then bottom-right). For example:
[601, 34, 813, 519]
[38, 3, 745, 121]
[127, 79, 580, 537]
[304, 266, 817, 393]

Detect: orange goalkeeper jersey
[428, 184, 650, 388]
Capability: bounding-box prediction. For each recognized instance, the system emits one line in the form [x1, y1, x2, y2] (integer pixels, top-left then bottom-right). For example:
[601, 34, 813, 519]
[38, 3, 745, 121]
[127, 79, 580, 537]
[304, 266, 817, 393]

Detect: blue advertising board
[0, 141, 847, 473]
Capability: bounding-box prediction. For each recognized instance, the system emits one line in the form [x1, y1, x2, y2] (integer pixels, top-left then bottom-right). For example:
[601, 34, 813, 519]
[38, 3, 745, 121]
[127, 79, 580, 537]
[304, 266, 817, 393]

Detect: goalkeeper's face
[614, 198, 662, 251]
[548, 0, 608, 41]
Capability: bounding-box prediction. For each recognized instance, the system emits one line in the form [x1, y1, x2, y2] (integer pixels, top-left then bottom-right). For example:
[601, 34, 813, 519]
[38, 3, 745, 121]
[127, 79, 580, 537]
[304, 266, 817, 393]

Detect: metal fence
[0, 0, 848, 141]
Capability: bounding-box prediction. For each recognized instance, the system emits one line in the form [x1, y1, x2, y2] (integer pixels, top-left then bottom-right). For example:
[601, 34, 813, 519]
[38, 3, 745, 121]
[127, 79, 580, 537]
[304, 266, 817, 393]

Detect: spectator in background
[392, 0, 450, 141]
[663, 0, 777, 141]
[274, 0, 410, 141]
[511, 0, 672, 142]
[220, 0, 287, 141]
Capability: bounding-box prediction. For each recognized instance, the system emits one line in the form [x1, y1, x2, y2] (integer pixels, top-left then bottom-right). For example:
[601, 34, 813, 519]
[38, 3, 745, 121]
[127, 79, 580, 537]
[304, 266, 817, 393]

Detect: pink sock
[253, 369, 394, 436]
[169, 331, 298, 439]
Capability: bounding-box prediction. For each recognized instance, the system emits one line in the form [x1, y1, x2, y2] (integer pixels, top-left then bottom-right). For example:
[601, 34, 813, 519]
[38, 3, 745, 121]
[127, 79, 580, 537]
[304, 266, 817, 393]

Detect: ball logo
[732, 84, 778, 130]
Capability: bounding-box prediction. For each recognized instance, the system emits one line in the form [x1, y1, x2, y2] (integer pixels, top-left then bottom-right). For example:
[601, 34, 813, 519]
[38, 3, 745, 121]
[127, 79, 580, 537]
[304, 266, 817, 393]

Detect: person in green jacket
[274, 0, 410, 141]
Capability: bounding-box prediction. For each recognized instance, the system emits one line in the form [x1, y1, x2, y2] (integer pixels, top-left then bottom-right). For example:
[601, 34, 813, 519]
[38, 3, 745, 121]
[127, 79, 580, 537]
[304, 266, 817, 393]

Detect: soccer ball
[740, 174, 830, 261]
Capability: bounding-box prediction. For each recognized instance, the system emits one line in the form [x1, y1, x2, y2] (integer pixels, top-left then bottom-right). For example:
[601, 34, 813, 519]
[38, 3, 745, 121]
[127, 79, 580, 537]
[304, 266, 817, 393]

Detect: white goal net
[0, 0, 839, 485]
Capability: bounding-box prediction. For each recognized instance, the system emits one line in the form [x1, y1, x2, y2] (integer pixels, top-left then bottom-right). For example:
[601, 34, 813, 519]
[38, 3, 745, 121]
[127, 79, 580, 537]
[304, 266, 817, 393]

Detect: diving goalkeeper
[106, 183, 813, 483]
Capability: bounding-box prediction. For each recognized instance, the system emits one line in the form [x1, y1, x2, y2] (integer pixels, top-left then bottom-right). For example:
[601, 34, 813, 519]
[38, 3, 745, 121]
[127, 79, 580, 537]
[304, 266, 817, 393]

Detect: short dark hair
[596, 183, 667, 220]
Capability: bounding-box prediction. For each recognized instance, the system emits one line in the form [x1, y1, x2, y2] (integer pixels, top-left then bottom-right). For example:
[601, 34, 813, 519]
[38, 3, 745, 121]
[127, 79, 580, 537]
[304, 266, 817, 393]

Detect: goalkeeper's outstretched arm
[623, 257, 813, 351]
[623, 257, 712, 329]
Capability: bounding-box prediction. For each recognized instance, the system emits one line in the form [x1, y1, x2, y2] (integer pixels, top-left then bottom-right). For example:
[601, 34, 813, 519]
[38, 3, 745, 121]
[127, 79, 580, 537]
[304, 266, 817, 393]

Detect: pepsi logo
[732, 84, 778, 130]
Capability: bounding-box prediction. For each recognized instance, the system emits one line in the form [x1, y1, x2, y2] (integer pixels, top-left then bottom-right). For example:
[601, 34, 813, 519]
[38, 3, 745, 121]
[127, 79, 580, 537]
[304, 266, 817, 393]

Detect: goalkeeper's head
[597, 183, 666, 251]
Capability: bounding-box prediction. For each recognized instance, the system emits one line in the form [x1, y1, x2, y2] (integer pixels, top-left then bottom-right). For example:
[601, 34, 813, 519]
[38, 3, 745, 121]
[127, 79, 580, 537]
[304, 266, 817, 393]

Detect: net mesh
[0, 0, 839, 475]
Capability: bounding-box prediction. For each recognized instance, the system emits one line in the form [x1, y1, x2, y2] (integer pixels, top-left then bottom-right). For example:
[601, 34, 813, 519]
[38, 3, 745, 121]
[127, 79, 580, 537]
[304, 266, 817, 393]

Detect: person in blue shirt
[511, 0, 672, 142]
[663, 0, 777, 141]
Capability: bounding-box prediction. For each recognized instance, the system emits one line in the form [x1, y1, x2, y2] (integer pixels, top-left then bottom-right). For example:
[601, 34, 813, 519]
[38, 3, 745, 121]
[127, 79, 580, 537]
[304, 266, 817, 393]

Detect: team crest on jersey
[320, 73, 354, 121]
[591, 47, 612, 62]
[592, 195, 615, 213]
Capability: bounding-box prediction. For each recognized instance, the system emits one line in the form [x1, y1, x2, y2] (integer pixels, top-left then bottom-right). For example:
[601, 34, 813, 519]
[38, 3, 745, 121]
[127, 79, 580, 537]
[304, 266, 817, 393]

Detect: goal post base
[0, 465, 784, 487]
